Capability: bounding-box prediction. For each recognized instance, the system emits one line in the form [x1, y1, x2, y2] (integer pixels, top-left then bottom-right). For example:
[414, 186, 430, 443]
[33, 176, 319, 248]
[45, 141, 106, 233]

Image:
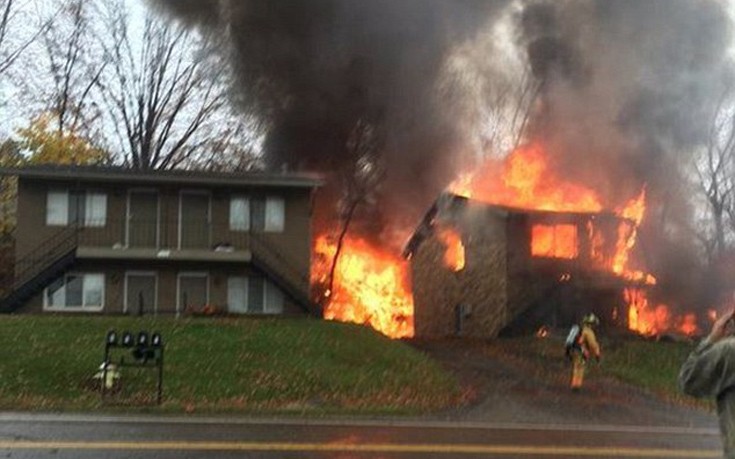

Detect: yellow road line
[0, 441, 721, 457]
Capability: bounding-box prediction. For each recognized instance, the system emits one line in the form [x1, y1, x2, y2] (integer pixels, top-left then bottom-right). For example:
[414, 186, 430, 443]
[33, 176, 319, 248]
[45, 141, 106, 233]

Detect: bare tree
[487, 67, 541, 155]
[199, 120, 264, 172]
[1, 0, 32, 75]
[39, 0, 106, 138]
[324, 119, 385, 296]
[696, 85, 735, 262]
[97, 0, 230, 170]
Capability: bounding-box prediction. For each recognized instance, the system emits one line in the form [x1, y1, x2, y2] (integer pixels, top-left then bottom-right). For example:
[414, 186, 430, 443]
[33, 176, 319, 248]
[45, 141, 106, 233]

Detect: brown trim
[0, 166, 323, 189]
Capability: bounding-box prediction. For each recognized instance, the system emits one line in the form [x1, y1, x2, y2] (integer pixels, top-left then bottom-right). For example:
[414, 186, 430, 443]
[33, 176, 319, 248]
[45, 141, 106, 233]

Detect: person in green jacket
[679, 309, 735, 458]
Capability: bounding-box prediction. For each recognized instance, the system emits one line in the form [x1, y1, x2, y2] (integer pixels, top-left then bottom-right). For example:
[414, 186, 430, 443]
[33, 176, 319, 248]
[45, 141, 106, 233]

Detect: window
[264, 279, 284, 313]
[265, 197, 285, 232]
[46, 190, 107, 227]
[85, 193, 107, 227]
[228, 275, 284, 314]
[231, 195, 284, 233]
[46, 191, 68, 225]
[227, 276, 248, 313]
[531, 224, 578, 259]
[229, 196, 250, 231]
[44, 273, 104, 310]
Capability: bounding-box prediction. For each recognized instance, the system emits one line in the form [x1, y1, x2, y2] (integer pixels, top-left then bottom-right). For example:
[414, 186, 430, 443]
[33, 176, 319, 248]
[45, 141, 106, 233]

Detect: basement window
[43, 273, 104, 311]
[531, 224, 578, 259]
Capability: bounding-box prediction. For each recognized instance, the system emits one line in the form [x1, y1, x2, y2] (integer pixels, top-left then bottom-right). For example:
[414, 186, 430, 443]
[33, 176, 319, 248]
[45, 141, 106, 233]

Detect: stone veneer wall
[411, 204, 510, 339]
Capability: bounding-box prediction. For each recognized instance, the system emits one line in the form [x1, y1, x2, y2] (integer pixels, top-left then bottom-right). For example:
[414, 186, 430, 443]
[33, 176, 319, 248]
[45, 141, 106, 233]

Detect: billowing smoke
[518, 0, 732, 203]
[152, 0, 734, 310]
[150, 0, 511, 244]
[514, 0, 733, 309]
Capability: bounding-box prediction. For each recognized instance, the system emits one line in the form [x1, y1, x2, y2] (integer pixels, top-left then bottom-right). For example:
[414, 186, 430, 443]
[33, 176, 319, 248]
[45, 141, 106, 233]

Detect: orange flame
[315, 141, 687, 338]
[531, 224, 578, 259]
[438, 228, 465, 271]
[625, 288, 697, 336]
[312, 235, 414, 339]
[451, 143, 603, 212]
[612, 191, 655, 284]
[450, 143, 649, 274]
[451, 142, 687, 336]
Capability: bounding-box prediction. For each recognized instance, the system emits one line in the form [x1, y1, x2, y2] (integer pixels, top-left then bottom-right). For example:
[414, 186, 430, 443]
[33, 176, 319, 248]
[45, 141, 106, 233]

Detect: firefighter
[570, 313, 601, 391]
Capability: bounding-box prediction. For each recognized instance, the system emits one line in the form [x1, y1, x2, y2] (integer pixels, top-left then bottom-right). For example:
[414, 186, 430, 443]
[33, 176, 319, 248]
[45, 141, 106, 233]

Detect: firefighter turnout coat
[579, 325, 601, 361]
[570, 324, 601, 389]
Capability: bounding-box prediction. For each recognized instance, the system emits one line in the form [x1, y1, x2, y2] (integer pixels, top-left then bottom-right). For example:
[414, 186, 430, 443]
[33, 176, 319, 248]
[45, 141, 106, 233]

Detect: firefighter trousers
[570, 353, 586, 389]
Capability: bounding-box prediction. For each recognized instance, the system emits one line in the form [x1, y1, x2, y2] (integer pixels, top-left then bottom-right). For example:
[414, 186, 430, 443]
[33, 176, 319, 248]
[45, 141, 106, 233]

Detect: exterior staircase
[0, 225, 318, 316]
[249, 232, 320, 316]
[0, 227, 79, 312]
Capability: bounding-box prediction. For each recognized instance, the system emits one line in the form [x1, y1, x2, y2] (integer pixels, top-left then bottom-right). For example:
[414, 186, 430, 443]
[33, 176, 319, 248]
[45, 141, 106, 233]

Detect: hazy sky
[0, 0, 148, 139]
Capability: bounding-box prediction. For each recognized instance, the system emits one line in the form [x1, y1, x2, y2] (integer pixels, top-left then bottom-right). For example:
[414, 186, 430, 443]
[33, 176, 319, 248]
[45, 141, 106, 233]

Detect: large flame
[625, 288, 698, 336]
[450, 141, 689, 336]
[438, 228, 465, 271]
[312, 235, 414, 338]
[315, 141, 691, 338]
[531, 224, 578, 259]
[451, 143, 603, 212]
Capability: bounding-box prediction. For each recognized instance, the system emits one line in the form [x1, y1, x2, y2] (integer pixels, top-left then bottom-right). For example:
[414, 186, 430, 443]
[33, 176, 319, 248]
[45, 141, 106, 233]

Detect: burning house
[308, 141, 702, 340]
[404, 192, 650, 338]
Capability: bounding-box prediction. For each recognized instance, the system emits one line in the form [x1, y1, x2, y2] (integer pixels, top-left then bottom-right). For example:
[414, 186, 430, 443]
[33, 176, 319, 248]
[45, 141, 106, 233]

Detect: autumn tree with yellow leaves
[0, 113, 109, 237]
[16, 113, 109, 166]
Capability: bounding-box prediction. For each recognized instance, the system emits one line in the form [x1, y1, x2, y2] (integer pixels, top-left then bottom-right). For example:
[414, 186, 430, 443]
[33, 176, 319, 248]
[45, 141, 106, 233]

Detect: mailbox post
[102, 329, 164, 404]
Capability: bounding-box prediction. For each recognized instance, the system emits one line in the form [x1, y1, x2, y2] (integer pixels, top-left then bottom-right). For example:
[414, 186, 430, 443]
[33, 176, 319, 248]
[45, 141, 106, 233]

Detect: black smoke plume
[152, 0, 735, 313]
[515, 0, 733, 311]
[150, 0, 510, 243]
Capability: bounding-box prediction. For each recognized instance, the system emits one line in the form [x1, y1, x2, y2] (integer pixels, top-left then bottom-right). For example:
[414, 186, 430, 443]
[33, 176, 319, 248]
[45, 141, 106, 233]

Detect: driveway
[412, 338, 717, 428]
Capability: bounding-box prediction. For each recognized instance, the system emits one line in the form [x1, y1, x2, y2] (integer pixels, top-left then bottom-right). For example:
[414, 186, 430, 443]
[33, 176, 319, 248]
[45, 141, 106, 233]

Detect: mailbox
[102, 329, 164, 404]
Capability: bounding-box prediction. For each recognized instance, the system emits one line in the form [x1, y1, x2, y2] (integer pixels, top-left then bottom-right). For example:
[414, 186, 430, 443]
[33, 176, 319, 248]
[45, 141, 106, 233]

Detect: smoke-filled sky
[149, 0, 733, 248]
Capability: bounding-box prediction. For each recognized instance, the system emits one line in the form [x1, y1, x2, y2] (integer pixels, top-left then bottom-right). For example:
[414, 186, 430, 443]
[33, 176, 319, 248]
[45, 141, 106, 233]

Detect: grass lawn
[0, 315, 459, 414]
[603, 338, 695, 400]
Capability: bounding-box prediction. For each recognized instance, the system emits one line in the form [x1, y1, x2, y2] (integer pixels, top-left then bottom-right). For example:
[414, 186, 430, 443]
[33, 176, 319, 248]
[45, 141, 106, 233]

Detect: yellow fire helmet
[582, 313, 600, 326]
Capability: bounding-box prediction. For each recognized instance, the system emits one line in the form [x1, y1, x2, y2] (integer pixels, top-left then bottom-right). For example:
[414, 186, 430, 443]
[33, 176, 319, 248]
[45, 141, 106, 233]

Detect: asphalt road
[0, 413, 724, 458]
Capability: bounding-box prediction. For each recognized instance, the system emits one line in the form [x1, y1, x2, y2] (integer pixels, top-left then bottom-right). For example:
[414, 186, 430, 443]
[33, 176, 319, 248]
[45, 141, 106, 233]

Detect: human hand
[709, 308, 735, 343]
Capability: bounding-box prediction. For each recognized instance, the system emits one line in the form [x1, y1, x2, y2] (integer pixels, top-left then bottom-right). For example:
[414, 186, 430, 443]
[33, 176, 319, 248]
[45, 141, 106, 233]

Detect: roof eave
[0, 167, 324, 189]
